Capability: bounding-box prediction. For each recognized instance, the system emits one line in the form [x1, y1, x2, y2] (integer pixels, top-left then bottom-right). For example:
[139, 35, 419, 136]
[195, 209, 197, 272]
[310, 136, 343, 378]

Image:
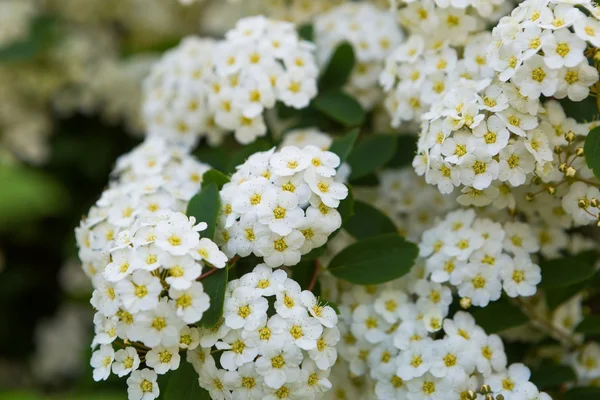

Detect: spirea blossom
[143, 16, 319, 149]
[215, 145, 348, 268]
[193, 265, 339, 400]
[315, 3, 404, 109]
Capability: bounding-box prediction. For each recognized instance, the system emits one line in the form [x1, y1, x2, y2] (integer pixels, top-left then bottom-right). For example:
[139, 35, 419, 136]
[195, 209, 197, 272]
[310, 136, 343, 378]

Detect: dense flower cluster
[314, 3, 404, 109]
[420, 209, 542, 307]
[192, 265, 339, 400]
[75, 137, 230, 395]
[216, 145, 348, 268]
[334, 278, 550, 399]
[143, 16, 319, 148]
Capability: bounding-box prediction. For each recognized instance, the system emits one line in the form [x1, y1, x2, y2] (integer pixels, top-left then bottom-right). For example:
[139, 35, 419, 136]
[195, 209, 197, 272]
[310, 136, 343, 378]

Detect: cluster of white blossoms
[420, 209, 541, 307]
[216, 145, 348, 268]
[75, 137, 232, 395]
[334, 276, 550, 400]
[143, 16, 319, 148]
[192, 265, 339, 400]
[0, 0, 36, 47]
[314, 3, 404, 109]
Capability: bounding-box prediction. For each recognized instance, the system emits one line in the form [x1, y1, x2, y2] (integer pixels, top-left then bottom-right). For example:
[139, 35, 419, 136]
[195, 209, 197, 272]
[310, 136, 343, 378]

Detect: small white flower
[127, 369, 160, 400]
[112, 347, 140, 377]
[145, 345, 181, 375]
[91, 344, 114, 382]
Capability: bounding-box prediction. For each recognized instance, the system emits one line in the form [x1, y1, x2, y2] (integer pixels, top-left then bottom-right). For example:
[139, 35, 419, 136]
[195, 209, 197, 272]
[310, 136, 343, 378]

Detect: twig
[307, 259, 321, 292]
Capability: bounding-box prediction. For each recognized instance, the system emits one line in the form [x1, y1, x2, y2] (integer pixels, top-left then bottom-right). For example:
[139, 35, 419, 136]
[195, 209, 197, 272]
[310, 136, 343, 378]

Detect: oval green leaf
[471, 297, 528, 333]
[186, 183, 221, 240]
[347, 135, 398, 180]
[531, 364, 576, 389]
[314, 90, 365, 127]
[202, 169, 230, 190]
[329, 129, 359, 163]
[584, 126, 600, 179]
[197, 267, 228, 329]
[328, 233, 418, 285]
[164, 360, 210, 400]
[344, 200, 396, 239]
[319, 42, 355, 91]
[539, 252, 596, 289]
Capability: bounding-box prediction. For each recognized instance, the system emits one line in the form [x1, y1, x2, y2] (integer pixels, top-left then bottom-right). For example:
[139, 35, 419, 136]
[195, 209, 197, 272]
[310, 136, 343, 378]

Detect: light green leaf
[531, 364, 576, 389]
[344, 200, 396, 239]
[197, 267, 228, 329]
[328, 233, 418, 285]
[539, 252, 597, 289]
[584, 126, 600, 179]
[329, 129, 359, 163]
[186, 183, 221, 240]
[202, 169, 230, 190]
[314, 90, 365, 127]
[164, 360, 210, 400]
[471, 297, 528, 333]
[319, 42, 355, 91]
[347, 135, 397, 180]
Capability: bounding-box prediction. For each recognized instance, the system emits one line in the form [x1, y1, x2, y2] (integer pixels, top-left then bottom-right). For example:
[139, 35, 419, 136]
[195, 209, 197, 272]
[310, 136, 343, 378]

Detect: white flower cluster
[216, 145, 348, 268]
[192, 265, 339, 400]
[314, 3, 404, 109]
[393, 0, 510, 21]
[420, 209, 542, 307]
[143, 16, 319, 148]
[335, 278, 550, 400]
[0, 0, 36, 47]
[76, 137, 231, 397]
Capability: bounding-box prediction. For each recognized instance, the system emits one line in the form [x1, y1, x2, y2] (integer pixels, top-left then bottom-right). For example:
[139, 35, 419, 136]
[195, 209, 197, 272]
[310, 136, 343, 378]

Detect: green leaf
[302, 245, 327, 261]
[298, 24, 314, 42]
[329, 129, 359, 163]
[585, 126, 600, 179]
[197, 267, 228, 329]
[539, 252, 597, 289]
[164, 360, 210, 400]
[186, 183, 221, 240]
[202, 169, 230, 190]
[195, 146, 230, 172]
[471, 297, 528, 333]
[292, 260, 320, 295]
[564, 386, 600, 399]
[576, 315, 600, 335]
[560, 96, 598, 123]
[319, 42, 355, 91]
[347, 135, 398, 180]
[531, 364, 576, 389]
[314, 90, 365, 127]
[0, 164, 67, 231]
[386, 135, 418, 168]
[545, 280, 588, 310]
[344, 200, 396, 239]
[337, 185, 354, 224]
[0, 16, 57, 62]
[226, 139, 273, 173]
[328, 233, 418, 285]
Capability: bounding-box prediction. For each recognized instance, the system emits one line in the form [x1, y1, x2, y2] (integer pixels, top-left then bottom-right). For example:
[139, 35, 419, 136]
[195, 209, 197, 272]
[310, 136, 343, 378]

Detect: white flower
[145, 345, 181, 374]
[555, 61, 599, 101]
[255, 230, 305, 268]
[430, 337, 475, 379]
[301, 290, 338, 328]
[224, 286, 269, 330]
[396, 341, 433, 381]
[302, 145, 340, 178]
[500, 254, 541, 297]
[255, 343, 303, 389]
[194, 238, 228, 268]
[269, 146, 310, 176]
[169, 282, 210, 324]
[498, 142, 536, 187]
[216, 330, 259, 371]
[283, 308, 323, 350]
[276, 70, 317, 109]
[178, 326, 200, 350]
[112, 347, 140, 378]
[405, 372, 452, 400]
[133, 299, 183, 348]
[127, 369, 160, 400]
[456, 264, 502, 307]
[512, 55, 558, 98]
[91, 344, 114, 382]
[489, 363, 533, 398]
[542, 28, 586, 69]
[257, 190, 304, 236]
[305, 169, 348, 208]
[116, 270, 162, 314]
[239, 264, 287, 297]
[308, 327, 340, 371]
[198, 364, 230, 400]
[475, 334, 507, 377]
[574, 16, 600, 46]
[223, 362, 265, 400]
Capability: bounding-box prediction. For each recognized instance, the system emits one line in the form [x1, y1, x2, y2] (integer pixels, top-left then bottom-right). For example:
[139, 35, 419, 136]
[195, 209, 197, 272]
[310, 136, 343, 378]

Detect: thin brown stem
[307, 260, 321, 292]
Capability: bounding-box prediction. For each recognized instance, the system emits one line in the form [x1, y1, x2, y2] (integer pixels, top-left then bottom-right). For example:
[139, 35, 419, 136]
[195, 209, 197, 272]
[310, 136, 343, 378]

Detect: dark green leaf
[328, 233, 418, 285]
[576, 315, 600, 335]
[471, 298, 528, 333]
[0, 16, 57, 62]
[292, 260, 320, 296]
[564, 386, 600, 399]
[202, 169, 230, 190]
[531, 364, 576, 389]
[560, 96, 598, 123]
[386, 135, 418, 168]
[197, 267, 228, 329]
[298, 24, 314, 42]
[302, 245, 327, 261]
[186, 183, 221, 240]
[226, 139, 273, 173]
[164, 360, 210, 400]
[540, 253, 597, 289]
[195, 146, 230, 172]
[314, 90, 365, 127]
[319, 42, 355, 91]
[344, 200, 396, 239]
[545, 280, 588, 310]
[329, 129, 359, 163]
[337, 185, 354, 224]
[347, 135, 398, 180]
[585, 126, 600, 179]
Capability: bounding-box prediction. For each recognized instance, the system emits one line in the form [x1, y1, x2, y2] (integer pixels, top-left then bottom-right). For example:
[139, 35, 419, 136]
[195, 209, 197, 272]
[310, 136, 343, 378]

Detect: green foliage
[329, 129, 359, 163]
[0, 15, 57, 62]
[539, 252, 597, 289]
[386, 135, 418, 168]
[292, 259, 320, 295]
[530, 363, 576, 389]
[186, 183, 221, 240]
[164, 360, 210, 400]
[298, 24, 314, 42]
[197, 267, 228, 329]
[344, 200, 396, 239]
[314, 90, 366, 127]
[560, 96, 598, 123]
[471, 297, 528, 333]
[318, 42, 355, 91]
[584, 126, 600, 179]
[336, 185, 355, 224]
[226, 139, 274, 173]
[202, 169, 230, 190]
[328, 233, 418, 285]
[347, 135, 397, 180]
[564, 386, 600, 399]
[0, 164, 67, 231]
[576, 315, 600, 335]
